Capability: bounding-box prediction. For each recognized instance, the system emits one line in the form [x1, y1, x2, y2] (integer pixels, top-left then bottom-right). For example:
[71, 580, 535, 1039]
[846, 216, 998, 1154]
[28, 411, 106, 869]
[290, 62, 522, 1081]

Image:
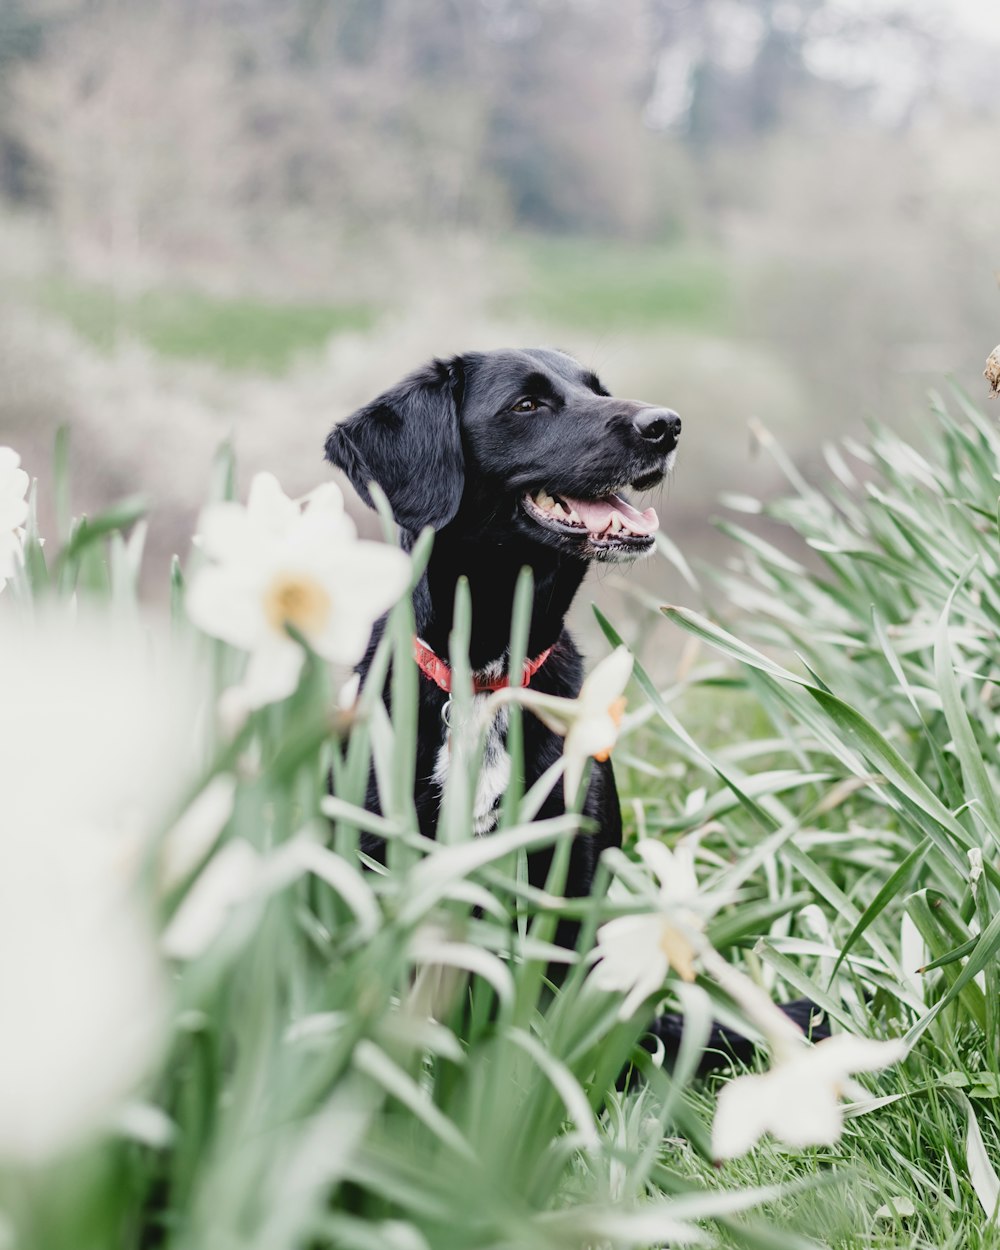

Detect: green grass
[498, 236, 732, 332]
[27, 238, 730, 377]
[7, 443, 821, 1250]
[605, 386, 1000, 1246]
[31, 278, 376, 373]
[657, 1052, 1000, 1249]
[4, 381, 1000, 1248]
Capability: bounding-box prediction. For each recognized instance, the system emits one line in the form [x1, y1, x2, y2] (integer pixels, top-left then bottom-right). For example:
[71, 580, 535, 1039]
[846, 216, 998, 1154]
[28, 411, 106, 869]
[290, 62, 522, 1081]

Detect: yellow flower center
[263, 572, 332, 636]
[592, 695, 627, 762]
[659, 922, 698, 983]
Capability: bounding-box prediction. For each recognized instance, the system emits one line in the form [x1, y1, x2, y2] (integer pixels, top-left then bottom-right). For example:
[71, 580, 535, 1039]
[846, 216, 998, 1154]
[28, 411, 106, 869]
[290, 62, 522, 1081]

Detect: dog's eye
[512, 397, 540, 414]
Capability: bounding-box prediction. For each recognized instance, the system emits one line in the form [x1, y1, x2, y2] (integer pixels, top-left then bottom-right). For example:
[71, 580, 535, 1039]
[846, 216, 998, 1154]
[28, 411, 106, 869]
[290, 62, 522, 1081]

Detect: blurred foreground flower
[0, 445, 29, 591]
[0, 827, 168, 1165]
[695, 942, 906, 1159]
[712, 1032, 907, 1159]
[0, 615, 200, 1163]
[499, 645, 633, 799]
[187, 473, 411, 710]
[2, 613, 202, 832]
[591, 839, 720, 1017]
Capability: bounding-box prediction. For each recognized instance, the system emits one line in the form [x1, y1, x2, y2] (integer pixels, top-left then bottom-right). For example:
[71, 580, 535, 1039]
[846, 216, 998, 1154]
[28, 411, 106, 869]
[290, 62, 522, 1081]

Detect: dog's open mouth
[521, 488, 658, 553]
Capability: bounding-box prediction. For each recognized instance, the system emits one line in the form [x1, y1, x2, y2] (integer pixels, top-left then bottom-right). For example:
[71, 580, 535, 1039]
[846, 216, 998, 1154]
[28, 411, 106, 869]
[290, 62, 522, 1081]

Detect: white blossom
[186, 473, 410, 710]
[712, 1033, 907, 1160]
[1, 613, 201, 837]
[0, 446, 29, 592]
[0, 826, 169, 1165]
[500, 646, 634, 800]
[590, 839, 715, 1017]
[0, 615, 198, 1163]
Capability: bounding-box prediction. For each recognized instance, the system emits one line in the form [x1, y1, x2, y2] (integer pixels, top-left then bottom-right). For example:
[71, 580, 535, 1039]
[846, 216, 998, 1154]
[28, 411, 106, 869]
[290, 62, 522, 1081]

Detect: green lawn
[5, 371, 1000, 1249]
[24, 236, 733, 376]
[606, 390, 1000, 1248]
[499, 235, 732, 332]
[31, 278, 377, 374]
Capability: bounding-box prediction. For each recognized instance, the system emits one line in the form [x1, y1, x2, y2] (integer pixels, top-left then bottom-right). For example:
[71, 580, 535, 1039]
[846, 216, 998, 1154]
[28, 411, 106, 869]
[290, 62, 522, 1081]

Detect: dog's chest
[431, 696, 510, 835]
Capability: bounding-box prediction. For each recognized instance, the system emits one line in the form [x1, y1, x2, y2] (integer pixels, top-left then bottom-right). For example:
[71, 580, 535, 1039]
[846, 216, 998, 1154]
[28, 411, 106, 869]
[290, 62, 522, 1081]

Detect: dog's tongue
[562, 493, 658, 535]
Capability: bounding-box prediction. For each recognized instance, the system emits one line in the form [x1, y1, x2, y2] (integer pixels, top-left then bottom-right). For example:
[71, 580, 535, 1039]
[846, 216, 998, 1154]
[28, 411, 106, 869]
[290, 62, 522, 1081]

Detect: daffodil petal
[591, 911, 673, 1017]
[289, 506, 357, 557]
[246, 471, 300, 533]
[761, 1065, 845, 1147]
[242, 637, 305, 707]
[300, 482, 355, 535]
[565, 715, 619, 761]
[0, 447, 29, 540]
[593, 914, 668, 981]
[712, 1072, 773, 1159]
[805, 1033, 908, 1078]
[186, 565, 267, 650]
[0, 530, 23, 583]
[196, 501, 258, 563]
[619, 970, 667, 1019]
[634, 839, 676, 888]
[711, 1031, 905, 1160]
[578, 646, 633, 712]
[310, 544, 411, 664]
[502, 688, 575, 735]
[667, 843, 700, 901]
[563, 747, 588, 802]
[0, 488, 28, 533]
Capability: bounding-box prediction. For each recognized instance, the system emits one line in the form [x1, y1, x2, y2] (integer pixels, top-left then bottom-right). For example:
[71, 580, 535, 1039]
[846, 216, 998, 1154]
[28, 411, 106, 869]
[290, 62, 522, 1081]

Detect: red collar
[412, 636, 554, 694]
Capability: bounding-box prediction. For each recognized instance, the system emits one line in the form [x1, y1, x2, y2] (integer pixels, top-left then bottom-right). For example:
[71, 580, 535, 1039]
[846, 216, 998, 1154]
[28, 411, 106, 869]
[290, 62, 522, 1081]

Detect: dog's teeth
[567, 508, 580, 523]
[535, 490, 555, 510]
[552, 500, 566, 516]
[609, 513, 622, 532]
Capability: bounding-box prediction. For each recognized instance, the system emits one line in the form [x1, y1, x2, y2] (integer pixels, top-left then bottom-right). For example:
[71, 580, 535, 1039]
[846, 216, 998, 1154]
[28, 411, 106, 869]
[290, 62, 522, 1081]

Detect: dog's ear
[325, 356, 466, 532]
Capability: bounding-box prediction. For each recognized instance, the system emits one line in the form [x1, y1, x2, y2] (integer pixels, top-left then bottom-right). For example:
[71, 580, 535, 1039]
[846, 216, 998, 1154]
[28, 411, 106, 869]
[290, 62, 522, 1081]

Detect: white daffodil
[1, 612, 202, 836]
[0, 614, 199, 1164]
[0, 825, 169, 1165]
[712, 1032, 907, 1160]
[0, 445, 29, 592]
[562, 646, 634, 797]
[590, 839, 717, 1017]
[187, 473, 411, 710]
[499, 645, 633, 800]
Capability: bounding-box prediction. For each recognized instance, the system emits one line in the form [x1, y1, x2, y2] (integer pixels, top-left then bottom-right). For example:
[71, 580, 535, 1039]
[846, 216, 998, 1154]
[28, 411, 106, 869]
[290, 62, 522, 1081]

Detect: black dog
[326, 347, 823, 1065]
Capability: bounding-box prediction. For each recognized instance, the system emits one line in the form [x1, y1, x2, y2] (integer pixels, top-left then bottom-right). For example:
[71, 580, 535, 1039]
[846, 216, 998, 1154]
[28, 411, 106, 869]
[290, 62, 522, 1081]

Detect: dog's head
[325, 348, 679, 561]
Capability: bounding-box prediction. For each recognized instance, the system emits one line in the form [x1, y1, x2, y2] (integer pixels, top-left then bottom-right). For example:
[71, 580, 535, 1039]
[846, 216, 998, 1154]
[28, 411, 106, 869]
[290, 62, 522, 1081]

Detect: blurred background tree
[0, 0, 997, 608]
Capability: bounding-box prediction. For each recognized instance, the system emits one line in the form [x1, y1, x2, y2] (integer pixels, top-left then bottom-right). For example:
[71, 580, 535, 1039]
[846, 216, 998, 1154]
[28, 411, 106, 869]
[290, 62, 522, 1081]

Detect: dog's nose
[633, 407, 681, 448]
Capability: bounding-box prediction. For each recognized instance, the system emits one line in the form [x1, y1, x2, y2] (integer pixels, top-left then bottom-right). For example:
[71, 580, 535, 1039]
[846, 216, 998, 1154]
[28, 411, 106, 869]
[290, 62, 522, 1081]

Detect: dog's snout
[633, 407, 681, 448]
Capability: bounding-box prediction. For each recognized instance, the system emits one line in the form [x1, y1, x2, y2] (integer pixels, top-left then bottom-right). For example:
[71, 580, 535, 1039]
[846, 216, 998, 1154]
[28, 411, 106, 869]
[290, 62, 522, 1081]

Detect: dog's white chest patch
[432, 697, 510, 835]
